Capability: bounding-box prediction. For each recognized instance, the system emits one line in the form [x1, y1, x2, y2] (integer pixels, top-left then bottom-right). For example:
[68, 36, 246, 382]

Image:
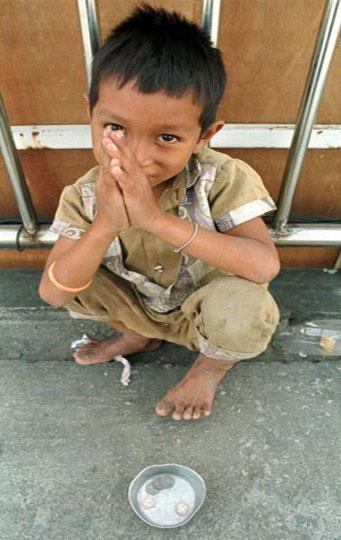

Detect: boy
[39, 4, 280, 421]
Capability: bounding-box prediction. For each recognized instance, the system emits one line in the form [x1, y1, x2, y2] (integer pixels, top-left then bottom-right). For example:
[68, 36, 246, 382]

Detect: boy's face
[89, 77, 222, 190]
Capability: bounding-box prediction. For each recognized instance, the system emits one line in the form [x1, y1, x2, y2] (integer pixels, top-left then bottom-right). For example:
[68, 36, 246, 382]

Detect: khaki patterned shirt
[50, 147, 276, 312]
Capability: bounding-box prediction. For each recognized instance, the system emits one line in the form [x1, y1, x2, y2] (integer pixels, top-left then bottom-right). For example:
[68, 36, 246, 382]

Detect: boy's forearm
[147, 212, 279, 284]
[40, 221, 117, 307]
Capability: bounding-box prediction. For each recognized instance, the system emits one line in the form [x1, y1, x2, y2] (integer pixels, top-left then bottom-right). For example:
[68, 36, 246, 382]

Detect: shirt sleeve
[208, 157, 276, 232]
[49, 184, 91, 240]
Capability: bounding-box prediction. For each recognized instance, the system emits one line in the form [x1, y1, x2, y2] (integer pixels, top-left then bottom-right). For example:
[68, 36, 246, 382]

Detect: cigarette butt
[319, 335, 336, 352]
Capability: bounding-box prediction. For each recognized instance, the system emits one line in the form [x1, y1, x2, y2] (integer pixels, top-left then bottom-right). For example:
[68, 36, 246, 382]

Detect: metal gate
[1, 0, 340, 251]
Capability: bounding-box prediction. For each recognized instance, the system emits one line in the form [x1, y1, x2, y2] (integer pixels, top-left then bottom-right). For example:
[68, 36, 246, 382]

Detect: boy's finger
[101, 142, 123, 181]
[109, 130, 136, 162]
[101, 143, 113, 173]
[110, 165, 129, 192]
[103, 126, 111, 137]
[106, 131, 149, 185]
[112, 154, 143, 186]
[108, 135, 145, 179]
[102, 137, 120, 158]
[110, 158, 122, 172]
[100, 143, 119, 180]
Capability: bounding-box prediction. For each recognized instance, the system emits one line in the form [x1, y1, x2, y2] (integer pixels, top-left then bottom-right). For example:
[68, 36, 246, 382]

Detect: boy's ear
[193, 120, 224, 153]
[83, 93, 91, 121]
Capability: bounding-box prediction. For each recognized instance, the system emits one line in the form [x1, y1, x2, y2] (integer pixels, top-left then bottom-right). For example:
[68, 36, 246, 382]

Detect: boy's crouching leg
[155, 276, 280, 421]
[63, 268, 164, 365]
[194, 276, 280, 363]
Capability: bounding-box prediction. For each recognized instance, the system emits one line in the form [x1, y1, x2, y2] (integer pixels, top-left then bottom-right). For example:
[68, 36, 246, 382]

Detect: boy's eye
[105, 123, 124, 132]
[158, 133, 179, 143]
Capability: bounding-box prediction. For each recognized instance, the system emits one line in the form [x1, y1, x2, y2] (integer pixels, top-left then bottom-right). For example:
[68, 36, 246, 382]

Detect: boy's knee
[198, 276, 280, 356]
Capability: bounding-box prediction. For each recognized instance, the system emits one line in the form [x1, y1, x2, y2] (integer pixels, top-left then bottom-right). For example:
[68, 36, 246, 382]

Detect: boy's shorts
[65, 267, 280, 363]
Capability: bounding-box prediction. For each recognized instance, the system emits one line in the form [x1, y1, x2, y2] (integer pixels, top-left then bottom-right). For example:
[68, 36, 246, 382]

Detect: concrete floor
[0, 269, 340, 540]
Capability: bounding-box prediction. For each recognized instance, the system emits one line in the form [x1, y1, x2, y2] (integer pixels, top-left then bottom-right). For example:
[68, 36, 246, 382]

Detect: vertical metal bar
[76, 0, 101, 88]
[0, 93, 38, 236]
[202, 0, 222, 46]
[273, 0, 341, 231]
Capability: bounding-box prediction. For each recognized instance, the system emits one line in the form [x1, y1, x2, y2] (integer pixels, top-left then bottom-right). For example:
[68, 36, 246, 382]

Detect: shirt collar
[186, 154, 202, 188]
[158, 154, 202, 211]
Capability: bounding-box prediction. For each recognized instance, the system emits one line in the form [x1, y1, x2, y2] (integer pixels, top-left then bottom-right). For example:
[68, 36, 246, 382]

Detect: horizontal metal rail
[270, 224, 341, 246]
[10, 124, 341, 150]
[0, 226, 56, 249]
[0, 224, 340, 250]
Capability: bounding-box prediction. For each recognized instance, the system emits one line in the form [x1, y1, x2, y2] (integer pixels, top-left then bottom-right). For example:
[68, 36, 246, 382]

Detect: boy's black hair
[89, 3, 226, 131]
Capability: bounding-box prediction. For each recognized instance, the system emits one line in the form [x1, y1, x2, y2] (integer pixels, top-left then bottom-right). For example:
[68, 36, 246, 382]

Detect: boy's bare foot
[155, 354, 234, 421]
[73, 335, 162, 365]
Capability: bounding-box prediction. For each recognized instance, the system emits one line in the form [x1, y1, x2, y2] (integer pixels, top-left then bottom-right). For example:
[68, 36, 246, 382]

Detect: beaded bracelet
[173, 222, 199, 253]
[48, 260, 93, 293]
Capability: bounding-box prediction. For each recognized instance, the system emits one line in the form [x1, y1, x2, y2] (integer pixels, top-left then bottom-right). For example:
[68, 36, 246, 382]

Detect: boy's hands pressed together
[94, 130, 131, 235]
[102, 128, 163, 231]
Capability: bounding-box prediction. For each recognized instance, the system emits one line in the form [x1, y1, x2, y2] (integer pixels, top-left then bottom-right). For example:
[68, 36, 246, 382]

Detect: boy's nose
[130, 138, 153, 167]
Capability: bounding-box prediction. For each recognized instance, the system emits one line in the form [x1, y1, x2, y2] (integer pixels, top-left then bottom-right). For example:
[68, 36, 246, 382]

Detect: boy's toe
[183, 406, 195, 420]
[172, 405, 185, 421]
[192, 406, 202, 420]
[155, 400, 174, 417]
[75, 340, 98, 351]
[202, 403, 212, 416]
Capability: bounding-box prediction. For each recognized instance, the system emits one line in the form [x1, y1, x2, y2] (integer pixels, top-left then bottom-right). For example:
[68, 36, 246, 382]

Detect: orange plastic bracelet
[48, 261, 93, 293]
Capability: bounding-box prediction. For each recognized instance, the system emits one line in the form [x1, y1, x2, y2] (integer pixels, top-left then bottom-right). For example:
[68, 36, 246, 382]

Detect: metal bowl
[128, 463, 206, 528]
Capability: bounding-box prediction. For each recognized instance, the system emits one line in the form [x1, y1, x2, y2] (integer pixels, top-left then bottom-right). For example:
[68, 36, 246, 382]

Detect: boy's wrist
[143, 211, 199, 252]
[89, 220, 120, 241]
[143, 210, 170, 236]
